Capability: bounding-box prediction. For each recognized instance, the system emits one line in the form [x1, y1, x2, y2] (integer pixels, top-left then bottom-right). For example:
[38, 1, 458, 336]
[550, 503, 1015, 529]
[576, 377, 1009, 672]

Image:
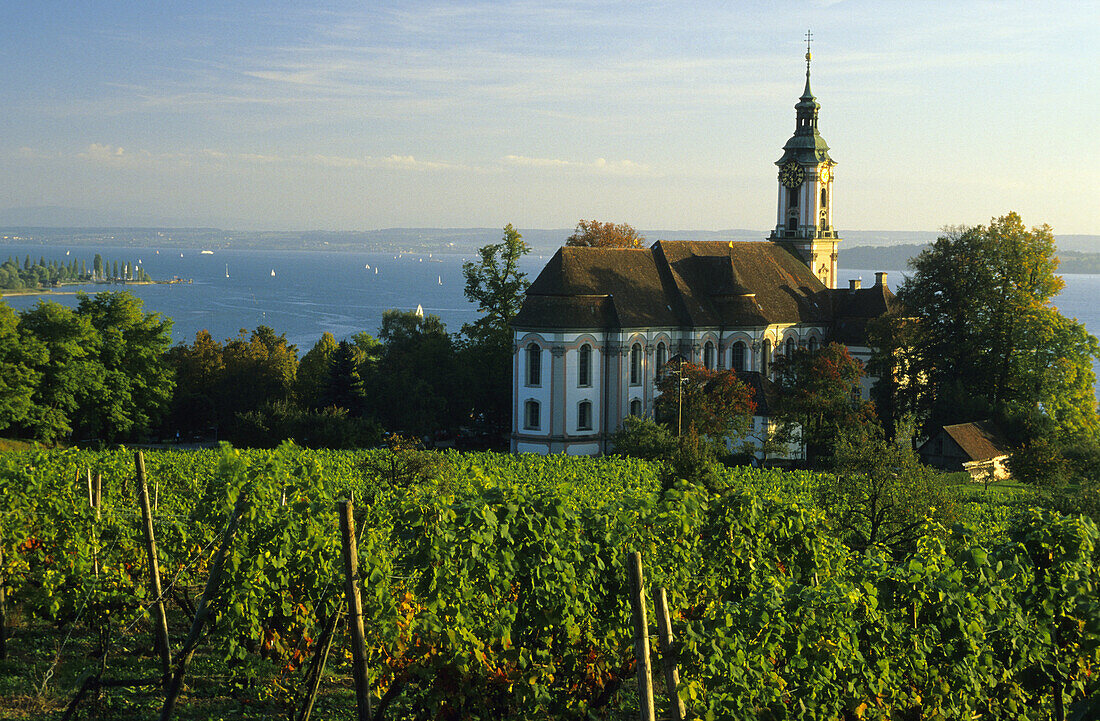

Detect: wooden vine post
[135, 451, 172, 680]
[0, 546, 6, 660]
[627, 551, 656, 721]
[339, 499, 372, 721]
[92, 472, 102, 577]
[653, 586, 686, 721]
[159, 493, 248, 721]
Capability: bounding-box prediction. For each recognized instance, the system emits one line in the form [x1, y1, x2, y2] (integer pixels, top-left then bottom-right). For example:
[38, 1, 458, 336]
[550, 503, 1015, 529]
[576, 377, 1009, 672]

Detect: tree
[74, 291, 175, 441]
[296, 332, 339, 409]
[772, 343, 875, 466]
[816, 432, 958, 556]
[888, 212, 1099, 440]
[165, 329, 225, 436]
[565, 219, 645, 248]
[459, 224, 530, 438]
[15, 300, 103, 443]
[461, 224, 530, 334]
[654, 361, 755, 440]
[220, 326, 299, 432]
[365, 309, 457, 439]
[0, 301, 43, 434]
[323, 339, 367, 413]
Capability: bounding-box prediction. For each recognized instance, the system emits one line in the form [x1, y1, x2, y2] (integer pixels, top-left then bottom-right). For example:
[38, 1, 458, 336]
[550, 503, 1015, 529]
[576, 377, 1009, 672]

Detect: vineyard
[1, 444, 1099, 719]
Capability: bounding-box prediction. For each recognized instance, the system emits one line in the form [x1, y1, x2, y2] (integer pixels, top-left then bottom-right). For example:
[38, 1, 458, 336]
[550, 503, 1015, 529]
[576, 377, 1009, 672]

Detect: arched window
[761, 339, 772, 377]
[820, 186, 828, 208]
[808, 337, 818, 354]
[526, 343, 541, 386]
[785, 338, 794, 358]
[788, 186, 798, 208]
[820, 210, 828, 231]
[578, 344, 591, 387]
[656, 342, 667, 375]
[732, 341, 746, 372]
[524, 400, 540, 430]
[630, 343, 642, 385]
[704, 341, 715, 370]
[577, 400, 592, 431]
[630, 399, 642, 417]
[787, 215, 797, 232]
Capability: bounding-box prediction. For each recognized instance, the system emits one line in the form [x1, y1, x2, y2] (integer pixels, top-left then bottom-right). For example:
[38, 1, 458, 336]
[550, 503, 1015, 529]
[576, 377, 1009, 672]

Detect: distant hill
[2, 225, 1097, 264]
[842, 244, 1100, 275]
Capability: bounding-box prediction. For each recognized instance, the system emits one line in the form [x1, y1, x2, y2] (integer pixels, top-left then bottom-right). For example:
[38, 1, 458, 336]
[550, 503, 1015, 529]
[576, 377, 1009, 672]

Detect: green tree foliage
[295, 331, 338, 409]
[772, 342, 875, 465]
[15, 301, 102, 442]
[323, 339, 367, 413]
[74, 292, 174, 441]
[0, 301, 43, 433]
[221, 326, 298, 424]
[458, 224, 530, 437]
[888, 212, 1100, 440]
[817, 432, 958, 555]
[164, 329, 224, 435]
[565, 219, 646, 248]
[366, 309, 457, 438]
[461, 224, 530, 334]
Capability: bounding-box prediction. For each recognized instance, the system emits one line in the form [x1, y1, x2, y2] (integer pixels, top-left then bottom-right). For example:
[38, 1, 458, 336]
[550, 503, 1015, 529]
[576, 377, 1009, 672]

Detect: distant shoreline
[1, 280, 163, 298]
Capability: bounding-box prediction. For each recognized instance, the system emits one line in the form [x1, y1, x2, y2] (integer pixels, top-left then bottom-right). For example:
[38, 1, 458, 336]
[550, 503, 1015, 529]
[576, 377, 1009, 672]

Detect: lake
[3, 247, 1099, 393]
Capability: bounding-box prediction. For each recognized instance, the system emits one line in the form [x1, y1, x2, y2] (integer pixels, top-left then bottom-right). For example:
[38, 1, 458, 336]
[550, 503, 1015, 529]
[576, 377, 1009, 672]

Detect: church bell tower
[769, 32, 841, 289]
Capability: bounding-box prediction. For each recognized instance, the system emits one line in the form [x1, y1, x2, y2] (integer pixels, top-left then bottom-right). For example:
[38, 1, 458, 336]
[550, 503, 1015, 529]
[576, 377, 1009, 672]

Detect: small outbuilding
[918, 420, 1012, 481]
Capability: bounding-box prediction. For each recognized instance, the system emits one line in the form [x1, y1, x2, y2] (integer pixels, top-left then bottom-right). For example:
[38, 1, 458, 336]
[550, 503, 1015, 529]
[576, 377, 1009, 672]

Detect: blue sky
[1, 1, 1097, 234]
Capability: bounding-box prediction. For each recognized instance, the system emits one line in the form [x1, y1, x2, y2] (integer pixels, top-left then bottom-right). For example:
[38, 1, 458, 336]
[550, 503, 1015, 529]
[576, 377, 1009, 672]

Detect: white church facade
[510, 50, 894, 456]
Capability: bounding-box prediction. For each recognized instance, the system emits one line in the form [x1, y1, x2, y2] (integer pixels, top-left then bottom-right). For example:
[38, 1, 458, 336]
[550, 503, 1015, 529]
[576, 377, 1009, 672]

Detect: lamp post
[675, 360, 689, 437]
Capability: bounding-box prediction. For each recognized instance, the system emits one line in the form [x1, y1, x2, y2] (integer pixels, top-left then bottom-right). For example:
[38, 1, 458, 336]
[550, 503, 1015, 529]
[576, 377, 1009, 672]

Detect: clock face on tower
[818, 164, 831, 184]
[779, 161, 805, 189]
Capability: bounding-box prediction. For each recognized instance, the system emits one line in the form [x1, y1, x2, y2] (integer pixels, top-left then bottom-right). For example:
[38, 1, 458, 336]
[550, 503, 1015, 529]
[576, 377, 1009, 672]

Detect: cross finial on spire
[805, 29, 813, 64]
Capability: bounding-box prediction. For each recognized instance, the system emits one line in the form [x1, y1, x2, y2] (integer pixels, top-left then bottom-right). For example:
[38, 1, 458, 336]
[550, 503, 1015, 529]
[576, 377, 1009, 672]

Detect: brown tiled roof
[942, 420, 1011, 462]
[514, 240, 835, 330]
[738, 371, 781, 416]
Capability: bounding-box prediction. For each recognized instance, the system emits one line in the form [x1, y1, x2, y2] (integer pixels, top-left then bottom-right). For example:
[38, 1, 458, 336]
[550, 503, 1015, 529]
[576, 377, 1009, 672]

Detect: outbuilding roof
[941, 420, 1012, 462]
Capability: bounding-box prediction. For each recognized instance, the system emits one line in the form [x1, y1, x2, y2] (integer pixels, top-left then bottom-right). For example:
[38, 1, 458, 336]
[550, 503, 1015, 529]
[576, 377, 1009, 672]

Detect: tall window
[820, 187, 828, 208]
[656, 342, 667, 376]
[577, 400, 592, 431]
[732, 341, 746, 372]
[788, 186, 798, 208]
[524, 400, 540, 430]
[630, 399, 642, 417]
[630, 343, 642, 385]
[526, 343, 541, 386]
[761, 339, 772, 377]
[787, 215, 797, 232]
[578, 344, 591, 387]
[785, 338, 794, 358]
[808, 337, 818, 354]
[704, 341, 715, 370]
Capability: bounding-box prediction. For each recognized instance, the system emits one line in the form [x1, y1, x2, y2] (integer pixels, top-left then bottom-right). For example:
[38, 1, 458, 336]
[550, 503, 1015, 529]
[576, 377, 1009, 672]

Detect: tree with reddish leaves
[772, 342, 877, 466]
[654, 361, 756, 440]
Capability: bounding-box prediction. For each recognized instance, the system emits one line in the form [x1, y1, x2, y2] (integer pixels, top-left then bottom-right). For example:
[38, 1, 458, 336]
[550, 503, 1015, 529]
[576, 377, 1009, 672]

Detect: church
[510, 48, 895, 456]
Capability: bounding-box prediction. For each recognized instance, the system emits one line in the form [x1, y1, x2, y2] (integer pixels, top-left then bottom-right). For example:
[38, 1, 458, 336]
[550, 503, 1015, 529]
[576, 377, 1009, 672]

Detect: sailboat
[415, 304, 424, 318]
[438, 275, 442, 285]
[374, 267, 378, 274]
[225, 264, 230, 279]
[364, 263, 370, 270]
[270, 269, 276, 277]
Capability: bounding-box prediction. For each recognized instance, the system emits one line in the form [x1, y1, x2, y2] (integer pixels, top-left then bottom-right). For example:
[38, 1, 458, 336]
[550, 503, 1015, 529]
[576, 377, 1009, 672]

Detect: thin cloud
[502, 155, 653, 176]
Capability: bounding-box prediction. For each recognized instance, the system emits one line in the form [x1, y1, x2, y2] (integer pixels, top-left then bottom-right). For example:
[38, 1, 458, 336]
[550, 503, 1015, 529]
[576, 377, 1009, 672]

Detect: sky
[1, 1, 1097, 234]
